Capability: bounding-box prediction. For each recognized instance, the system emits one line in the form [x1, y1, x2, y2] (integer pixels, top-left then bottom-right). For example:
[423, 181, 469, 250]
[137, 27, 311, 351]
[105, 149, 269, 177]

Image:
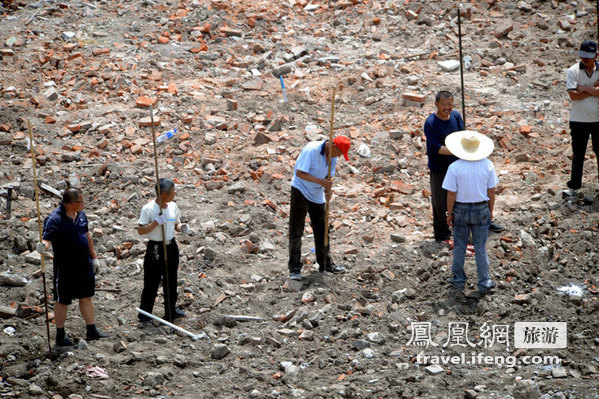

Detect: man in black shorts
[40, 187, 108, 346]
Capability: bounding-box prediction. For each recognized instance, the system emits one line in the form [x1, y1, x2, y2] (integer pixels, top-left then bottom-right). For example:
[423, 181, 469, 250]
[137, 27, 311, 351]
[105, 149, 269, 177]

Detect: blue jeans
[451, 202, 493, 291]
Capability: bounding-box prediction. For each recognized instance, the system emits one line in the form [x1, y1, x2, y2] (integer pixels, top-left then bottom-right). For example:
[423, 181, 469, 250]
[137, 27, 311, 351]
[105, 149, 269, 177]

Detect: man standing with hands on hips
[137, 178, 189, 323]
[443, 131, 498, 295]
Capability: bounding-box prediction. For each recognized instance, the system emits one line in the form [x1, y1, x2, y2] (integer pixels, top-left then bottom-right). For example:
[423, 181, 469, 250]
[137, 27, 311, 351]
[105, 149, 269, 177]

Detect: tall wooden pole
[27, 119, 52, 357]
[324, 87, 336, 269]
[149, 105, 171, 322]
[458, 4, 467, 128]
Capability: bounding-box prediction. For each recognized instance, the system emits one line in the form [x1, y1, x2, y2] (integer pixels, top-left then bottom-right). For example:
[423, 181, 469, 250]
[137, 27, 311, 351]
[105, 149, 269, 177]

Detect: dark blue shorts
[53, 271, 95, 305]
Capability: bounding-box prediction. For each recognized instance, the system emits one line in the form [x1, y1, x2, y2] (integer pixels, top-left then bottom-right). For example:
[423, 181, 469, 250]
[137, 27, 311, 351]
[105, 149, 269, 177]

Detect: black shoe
[489, 222, 505, 233]
[289, 272, 302, 281]
[435, 236, 451, 243]
[86, 326, 110, 341]
[55, 334, 73, 347]
[324, 264, 346, 274]
[138, 314, 152, 322]
[174, 308, 186, 319]
[165, 308, 186, 321]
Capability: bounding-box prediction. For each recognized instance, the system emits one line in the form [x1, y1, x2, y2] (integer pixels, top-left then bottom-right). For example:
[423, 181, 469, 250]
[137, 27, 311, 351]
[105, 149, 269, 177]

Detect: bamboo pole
[149, 105, 172, 322]
[27, 119, 52, 356]
[458, 4, 467, 128]
[323, 87, 336, 269]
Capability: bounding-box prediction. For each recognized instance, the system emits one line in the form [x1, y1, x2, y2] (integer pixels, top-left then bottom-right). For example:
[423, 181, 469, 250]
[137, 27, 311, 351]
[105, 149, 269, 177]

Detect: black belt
[148, 239, 175, 245]
[456, 201, 488, 205]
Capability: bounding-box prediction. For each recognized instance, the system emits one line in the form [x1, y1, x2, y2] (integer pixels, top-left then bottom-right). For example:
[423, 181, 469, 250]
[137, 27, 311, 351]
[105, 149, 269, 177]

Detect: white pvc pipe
[135, 308, 204, 340]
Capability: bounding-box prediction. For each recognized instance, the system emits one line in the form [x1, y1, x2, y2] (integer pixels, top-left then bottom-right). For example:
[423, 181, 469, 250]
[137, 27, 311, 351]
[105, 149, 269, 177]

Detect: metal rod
[224, 315, 265, 321]
[324, 87, 336, 258]
[280, 75, 291, 121]
[6, 187, 12, 219]
[458, 4, 467, 128]
[149, 105, 172, 322]
[136, 308, 204, 340]
[27, 119, 52, 357]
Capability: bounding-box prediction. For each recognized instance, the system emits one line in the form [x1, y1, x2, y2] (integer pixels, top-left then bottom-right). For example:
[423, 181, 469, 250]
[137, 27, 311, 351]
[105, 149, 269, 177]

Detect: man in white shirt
[443, 131, 498, 295]
[137, 178, 187, 322]
[564, 40, 599, 196]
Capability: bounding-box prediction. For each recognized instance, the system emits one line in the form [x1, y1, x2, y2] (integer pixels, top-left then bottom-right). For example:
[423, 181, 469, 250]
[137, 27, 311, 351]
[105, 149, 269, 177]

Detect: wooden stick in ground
[149, 105, 172, 322]
[27, 119, 52, 357]
[324, 87, 336, 268]
[457, 4, 467, 128]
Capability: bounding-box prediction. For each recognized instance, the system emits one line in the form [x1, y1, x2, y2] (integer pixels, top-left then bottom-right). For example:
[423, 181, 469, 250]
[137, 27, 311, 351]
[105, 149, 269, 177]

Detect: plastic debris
[3, 326, 16, 336]
[557, 284, 584, 297]
[82, 366, 109, 379]
[357, 144, 371, 158]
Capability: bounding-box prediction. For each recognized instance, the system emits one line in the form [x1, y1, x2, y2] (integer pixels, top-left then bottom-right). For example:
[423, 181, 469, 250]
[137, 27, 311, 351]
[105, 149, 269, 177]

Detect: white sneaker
[562, 188, 577, 197]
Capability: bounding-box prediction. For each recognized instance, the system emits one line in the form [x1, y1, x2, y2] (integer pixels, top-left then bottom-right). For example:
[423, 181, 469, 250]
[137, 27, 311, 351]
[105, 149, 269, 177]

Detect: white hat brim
[445, 130, 494, 161]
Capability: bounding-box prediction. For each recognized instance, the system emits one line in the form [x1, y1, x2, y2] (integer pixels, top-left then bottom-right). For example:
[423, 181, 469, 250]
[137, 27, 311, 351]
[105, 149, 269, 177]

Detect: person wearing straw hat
[442, 131, 498, 294]
[424, 91, 504, 242]
[287, 136, 351, 281]
[563, 40, 599, 197]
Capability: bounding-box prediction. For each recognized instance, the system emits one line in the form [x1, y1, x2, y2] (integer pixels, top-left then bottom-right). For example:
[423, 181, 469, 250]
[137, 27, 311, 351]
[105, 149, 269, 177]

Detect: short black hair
[156, 178, 175, 196]
[435, 91, 454, 103]
[62, 187, 82, 204]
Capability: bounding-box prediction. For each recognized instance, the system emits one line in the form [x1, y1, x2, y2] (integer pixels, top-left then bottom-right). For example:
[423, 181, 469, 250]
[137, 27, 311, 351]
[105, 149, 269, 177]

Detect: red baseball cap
[333, 135, 351, 161]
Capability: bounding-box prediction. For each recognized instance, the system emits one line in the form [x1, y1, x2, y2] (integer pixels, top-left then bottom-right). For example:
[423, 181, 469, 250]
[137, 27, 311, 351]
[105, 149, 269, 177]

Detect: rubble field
[0, 0, 598, 398]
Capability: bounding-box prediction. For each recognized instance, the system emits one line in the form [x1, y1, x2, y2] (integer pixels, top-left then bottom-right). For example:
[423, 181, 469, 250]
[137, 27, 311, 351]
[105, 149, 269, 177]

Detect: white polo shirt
[442, 158, 499, 203]
[138, 200, 180, 241]
[566, 61, 599, 123]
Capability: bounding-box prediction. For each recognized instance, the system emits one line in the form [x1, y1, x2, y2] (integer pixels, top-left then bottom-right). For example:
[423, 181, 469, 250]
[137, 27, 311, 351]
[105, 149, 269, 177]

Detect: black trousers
[430, 169, 451, 240]
[140, 240, 179, 320]
[288, 187, 332, 273]
[567, 121, 599, 190]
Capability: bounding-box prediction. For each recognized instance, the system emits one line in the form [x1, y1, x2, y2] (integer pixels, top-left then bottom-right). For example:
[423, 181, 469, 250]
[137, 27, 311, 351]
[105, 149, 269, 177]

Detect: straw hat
[445, 130, 494, 161]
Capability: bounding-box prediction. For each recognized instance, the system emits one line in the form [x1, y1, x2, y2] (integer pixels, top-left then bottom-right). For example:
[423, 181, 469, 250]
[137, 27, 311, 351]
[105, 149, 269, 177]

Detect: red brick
[220, 27, 243, 37]
[401, 92, 426, 103]
[130, 144, 142, 155]
[135, 96, 158, 108]
[67, 124, 81, 133]
[519, 125, 531, 135]
[405, 10, 418, 20]
[92, 48, 110, 56]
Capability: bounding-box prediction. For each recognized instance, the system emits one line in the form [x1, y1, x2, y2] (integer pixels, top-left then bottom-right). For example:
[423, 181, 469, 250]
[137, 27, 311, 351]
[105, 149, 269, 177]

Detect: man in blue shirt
[288, 136, 351, 280]
[40, 187, 108, 346]
[424, 91, 463, 242]
[424, 91, 504, 242]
